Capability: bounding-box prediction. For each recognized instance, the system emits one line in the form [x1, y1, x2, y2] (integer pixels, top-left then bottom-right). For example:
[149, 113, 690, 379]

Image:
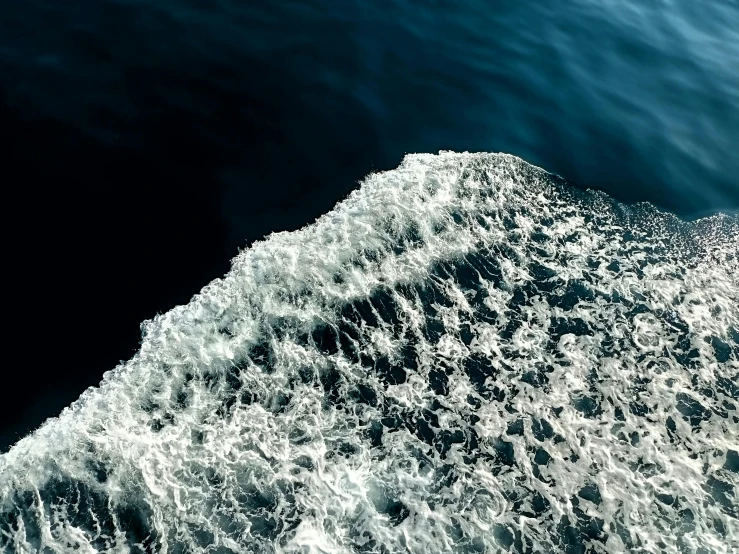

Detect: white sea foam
[1, 152, 737, 553]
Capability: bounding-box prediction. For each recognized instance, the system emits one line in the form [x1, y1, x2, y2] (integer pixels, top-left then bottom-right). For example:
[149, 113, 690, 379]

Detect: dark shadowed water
[1, 0, 737, 451]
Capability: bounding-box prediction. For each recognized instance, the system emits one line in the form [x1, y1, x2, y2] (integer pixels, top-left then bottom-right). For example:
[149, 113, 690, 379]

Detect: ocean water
[5, 0, 739, 450]
[2, 0, 739, 553]
[2, 153, 738, 552]
[3, 0, 739, 448]
[3, 0, 739, 223]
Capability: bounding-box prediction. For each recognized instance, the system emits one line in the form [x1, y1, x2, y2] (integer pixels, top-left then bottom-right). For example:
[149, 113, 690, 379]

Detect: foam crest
[1, 152, 737, 553]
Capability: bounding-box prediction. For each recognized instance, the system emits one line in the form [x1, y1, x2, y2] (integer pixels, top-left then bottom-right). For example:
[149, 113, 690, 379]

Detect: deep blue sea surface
[3, 1, 739, 223]
[1, 2, 738, 552]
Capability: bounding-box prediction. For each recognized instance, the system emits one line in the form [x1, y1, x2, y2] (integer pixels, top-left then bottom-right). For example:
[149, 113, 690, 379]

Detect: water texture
[2, 0, 738, 226]
[1, 153, 737, 553]
[3, 0, 739, 449]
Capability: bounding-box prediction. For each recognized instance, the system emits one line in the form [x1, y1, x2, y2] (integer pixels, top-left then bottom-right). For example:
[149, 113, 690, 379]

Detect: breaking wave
[1, 152, 738, 553]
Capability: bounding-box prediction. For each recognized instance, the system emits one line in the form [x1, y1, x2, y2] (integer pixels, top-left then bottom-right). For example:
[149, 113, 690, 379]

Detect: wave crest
[2, 152, 737, 553]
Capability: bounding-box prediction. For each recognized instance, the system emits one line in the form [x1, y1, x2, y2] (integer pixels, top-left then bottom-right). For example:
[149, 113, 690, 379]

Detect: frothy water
[1, 152, 737, 553]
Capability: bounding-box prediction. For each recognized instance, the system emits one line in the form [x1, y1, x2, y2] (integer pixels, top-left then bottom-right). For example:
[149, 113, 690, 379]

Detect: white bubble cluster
[1, 152, 738, 553]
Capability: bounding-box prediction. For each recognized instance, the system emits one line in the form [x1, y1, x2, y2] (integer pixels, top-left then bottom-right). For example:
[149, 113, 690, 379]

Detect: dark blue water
[2, 0, 738, 450]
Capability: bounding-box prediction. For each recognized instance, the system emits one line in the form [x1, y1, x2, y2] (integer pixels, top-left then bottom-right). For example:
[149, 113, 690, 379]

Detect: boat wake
[1, 152, 737, 553]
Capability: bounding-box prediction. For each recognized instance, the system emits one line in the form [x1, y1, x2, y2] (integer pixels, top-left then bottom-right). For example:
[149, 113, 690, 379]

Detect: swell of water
[1, 152, 738, 553]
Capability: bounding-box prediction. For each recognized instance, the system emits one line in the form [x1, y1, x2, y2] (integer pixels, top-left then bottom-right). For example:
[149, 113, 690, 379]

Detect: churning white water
[1, 152, 737, 553]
